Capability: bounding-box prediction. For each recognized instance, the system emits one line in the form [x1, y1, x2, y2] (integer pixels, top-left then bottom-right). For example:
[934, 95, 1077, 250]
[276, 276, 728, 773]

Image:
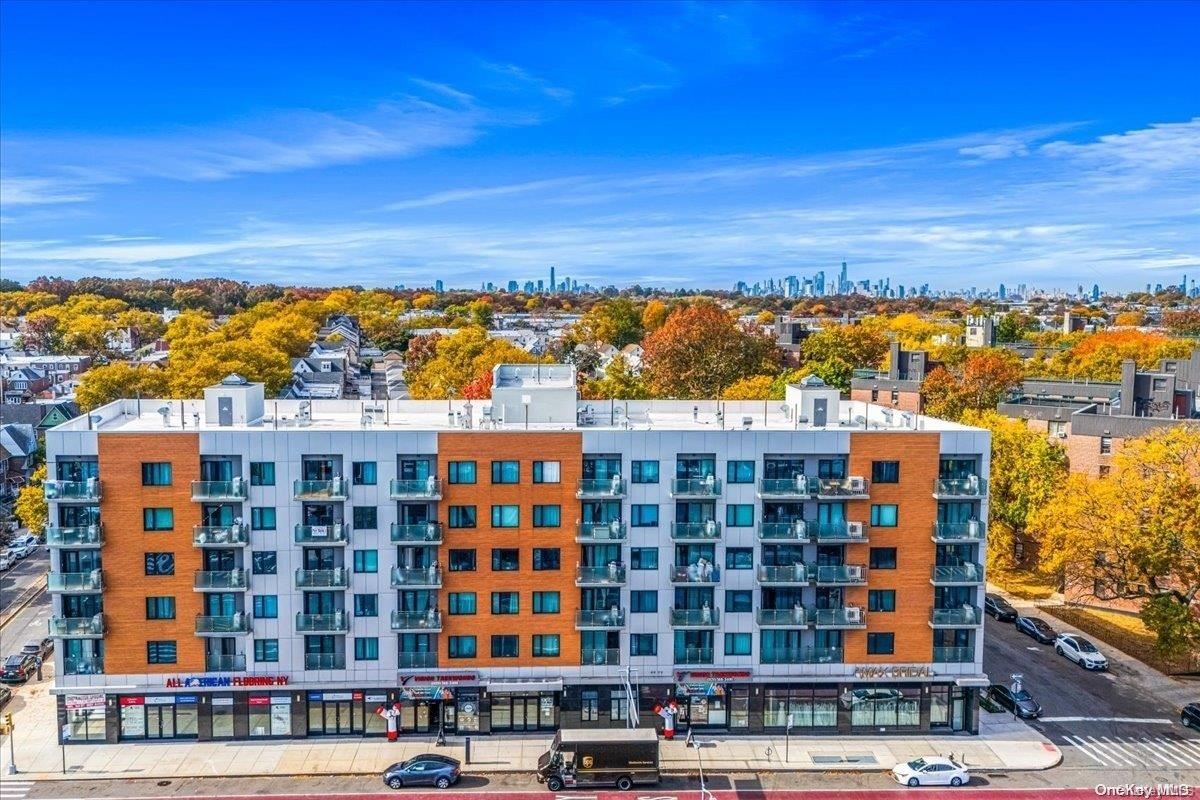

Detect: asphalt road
[1, 546, 49, 617]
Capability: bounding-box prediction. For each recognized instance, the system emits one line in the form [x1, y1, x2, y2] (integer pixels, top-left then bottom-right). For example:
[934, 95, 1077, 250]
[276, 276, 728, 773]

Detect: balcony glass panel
[304, 652, 346, 670]
[390, 522, 444, 543]
[49, 615, 105, 636]
[392, 610, 442, 630]
[205, 653, 247, 671]
[48, 571, 103, 592]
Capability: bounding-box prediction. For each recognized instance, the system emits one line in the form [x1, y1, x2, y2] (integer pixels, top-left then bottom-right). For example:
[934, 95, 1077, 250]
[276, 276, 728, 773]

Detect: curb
[0, 577, 46, 630]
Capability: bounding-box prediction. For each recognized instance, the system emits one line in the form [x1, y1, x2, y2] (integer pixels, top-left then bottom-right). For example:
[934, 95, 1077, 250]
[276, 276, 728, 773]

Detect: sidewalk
[0, 673, 1060, 781]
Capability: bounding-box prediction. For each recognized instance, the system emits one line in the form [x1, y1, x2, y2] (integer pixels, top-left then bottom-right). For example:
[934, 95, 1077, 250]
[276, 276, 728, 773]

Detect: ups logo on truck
[582, 756, 594, 768]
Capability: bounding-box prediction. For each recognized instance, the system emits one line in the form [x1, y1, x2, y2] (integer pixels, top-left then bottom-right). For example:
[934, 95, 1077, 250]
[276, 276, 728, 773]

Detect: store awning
[486, 679, 564, 693]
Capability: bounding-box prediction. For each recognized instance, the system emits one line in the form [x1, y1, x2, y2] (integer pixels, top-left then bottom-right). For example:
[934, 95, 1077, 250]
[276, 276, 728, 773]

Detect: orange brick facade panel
[849, 388, 923, 414]
[437, 431, 583, 667]
[98, 432, 205, 674]
[1065, 432, 1122, 478]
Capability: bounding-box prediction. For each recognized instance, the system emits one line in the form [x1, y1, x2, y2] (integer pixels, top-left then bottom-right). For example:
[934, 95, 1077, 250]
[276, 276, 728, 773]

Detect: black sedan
[383, 754, 461, 790]
[984, 593, 1018, 622]
[988, 684, 1043, 718]
[0, 653, 37, 685]
[1015, 615, 1057, 644]
[1182, 703, 1200, 732]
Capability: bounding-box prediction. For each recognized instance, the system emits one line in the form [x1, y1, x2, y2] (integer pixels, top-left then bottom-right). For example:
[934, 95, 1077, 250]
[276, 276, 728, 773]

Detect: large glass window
[870, 504, 899, 527]
[254, 639, 279, 662]
[449, 592, 477, 614]
[145, 597, 175, 619]
[764, 687, 839, 729]
[448, 636, 476, 658]
[251, 551, 277, 574]
[448, 549, 476, 571]
[491, 549, 519, 571]
[491, 505, 520, 527]
[532, 591, 560, 613]
[353, 594, 377, 617]
[448, 506, 477, 528]
[725, 504, 754, 527]
[631, 460, 659, 483]
[533, 548, 560, 570]
[250, 462, 275, 486]
[532, 635, 560, 657]
[726, 460, 755, 483]
[143, 508, 174, 531]
[491, 592, 519, 614]
[352, 462, 377, 485]
[144, 552, 175, 576]
[490, 635, 519, 658]
[147, 641, 177, 664]
[532, 505, 561, 527]
[491, 461, 520, 484]
[253, 595, 278, 618]
[631, 547, 658, 569]
[725, 590, 752, 612]
[849, 684, 920, 728]
[631, 634, 657, 656]
[353, 506, 377, 529]
[353, 550, 378, 573]
[141, 462, 173, 486]
[630, 590, 658, 613]
[724, 633, 752, 656]
[354, 637, 379, 660]
[869, 547, 897, 569]
[868, 589, 896, 612]
[630, 504, 659, 527]
[867, 633, 895, 654]
[872, 461, 900, 484]
[532, 461, 560, 483]
[818, 459, 846, 479]
[251, 507, 276, 530]
[448, 461, 476, 484]
[725, 548, 753, 570]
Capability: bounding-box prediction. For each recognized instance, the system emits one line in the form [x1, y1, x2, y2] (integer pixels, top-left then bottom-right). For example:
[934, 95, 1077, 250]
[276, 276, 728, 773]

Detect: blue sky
[1, 1, 1197, 291]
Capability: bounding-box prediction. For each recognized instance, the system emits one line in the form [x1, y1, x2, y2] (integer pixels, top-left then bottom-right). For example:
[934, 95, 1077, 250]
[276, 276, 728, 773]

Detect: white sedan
[892, 756, 970, 787]
[1055, 633, 1109, 670]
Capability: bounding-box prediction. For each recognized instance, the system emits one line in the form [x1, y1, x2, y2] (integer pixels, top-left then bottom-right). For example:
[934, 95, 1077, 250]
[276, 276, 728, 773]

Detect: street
[1, 545, 49, 621]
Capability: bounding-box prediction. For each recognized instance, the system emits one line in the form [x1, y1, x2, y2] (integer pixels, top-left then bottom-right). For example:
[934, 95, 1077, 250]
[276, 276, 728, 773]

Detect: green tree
[799, 324, 889, 391]
[578, 297, 644, 348]
[641, 302, 780, 397]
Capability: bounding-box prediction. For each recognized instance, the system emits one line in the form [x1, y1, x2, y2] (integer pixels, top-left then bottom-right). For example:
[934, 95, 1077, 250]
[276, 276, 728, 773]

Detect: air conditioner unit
[967, 519, 981, 537]
[845, 606, 863, 622]
[847, 565, 865, 580]
[848, 476, 866, 492]
[847, 521, 864, 538]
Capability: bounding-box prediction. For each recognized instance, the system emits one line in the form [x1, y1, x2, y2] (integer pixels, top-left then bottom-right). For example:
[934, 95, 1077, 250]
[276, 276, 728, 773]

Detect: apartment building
[45, 366, 990, 745]
[849, 342, 939, 414]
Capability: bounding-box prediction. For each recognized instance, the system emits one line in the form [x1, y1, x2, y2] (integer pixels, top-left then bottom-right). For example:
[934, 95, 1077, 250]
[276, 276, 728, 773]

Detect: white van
[0, 551, 13, 571]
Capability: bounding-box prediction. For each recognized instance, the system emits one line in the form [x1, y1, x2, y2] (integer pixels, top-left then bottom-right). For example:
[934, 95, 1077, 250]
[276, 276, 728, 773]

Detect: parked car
[0, 686, 12, 709]
[1181, 703, 1200, 732]
[0, 653, 38, 684]
[4, 544, 31, 561]
[892, 756, 970, 787]
[984, 593, 1018, 622]
[988, 684, 1043, 718]
[383, 754, 461, 790]
[1055, 633, 1109, 670]
[1014, 615, 1057, 644]
[21, 638, 53, 659]
[0, 552, 12, 571]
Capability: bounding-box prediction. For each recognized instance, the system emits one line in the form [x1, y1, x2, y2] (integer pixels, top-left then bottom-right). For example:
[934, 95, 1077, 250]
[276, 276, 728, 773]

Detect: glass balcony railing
[816, 477, 869, 498]
[193, 524, 249, 547]
[670, 521, 721, 541]
[673, 646, 714, 665]
[761, 646, 843, 664]
[576, 478, 626, 498]
[389, 478, 442, 499]
[44, 480, 101, 501]
[934, 477, 987, 498]
[46, 525, 104, 548]
[296, 612, 350, 632]
[295, 568, 349, 588]
[812, 521, 867, 542]
[196, 614, 252, 634]
[669, 607, 720, 627]
[293, 478, 348, 500]
[757, 564, 812, 584]
[48, 571, 103, 592]
[756, 607, 810, 627]
[669, 563, 721, 584]
[814, 564, 867, 585]
[812, 606, 867, 628]
[757, 477, 815, 497]
[391, 567, 443, 588]
[49, 615, 105, 637]
[575, 609, 626, 628]
[62, 655, 104, 675]
[398, 651, 438, 669]
[580, 647, 621, 666]
[575, 521, 627, 542]
[931, 563, 985, 585]
[304, 652, 346, 670]
[294, 523, 348, 545]
[930, 606, 983, 627]
[390, 522, 444, 543]
[670, 477, 722, 497]
[932, 521, 986, 542]
[757, 521, 809, 542]
[194, 570, 248, 590]
[391, 610, 442, 631]
[575, 565, 627, 586]
[205, 654, 246, 672]
[933, 646, 976, 663]
[190, 479, 247, 501]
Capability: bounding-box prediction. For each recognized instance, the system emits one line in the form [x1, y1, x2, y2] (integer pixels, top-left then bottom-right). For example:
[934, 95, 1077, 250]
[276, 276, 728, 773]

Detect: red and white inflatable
[376, 702, 402, 741]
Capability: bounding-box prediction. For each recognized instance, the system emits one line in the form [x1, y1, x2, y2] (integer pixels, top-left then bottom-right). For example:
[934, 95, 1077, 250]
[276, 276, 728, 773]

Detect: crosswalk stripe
[1156, 738, 1200, 767]
[1172, 738, 1200, 762]
[1064, 734, 1108, 765]
[1139, 736, 1183, 767]
[1089, 735, 1138, 767]
[1106, 736, 1160, 768]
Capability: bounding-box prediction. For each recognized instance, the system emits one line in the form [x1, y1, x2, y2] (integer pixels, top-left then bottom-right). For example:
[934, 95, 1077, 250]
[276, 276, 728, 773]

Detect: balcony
[757, 477, 815, 499]
[294, 523, 349, 545]
[205, 654, 246, 672]
[933, 476, 987, 499]
[670, 477, 722, 497]
[296, 612, 350, 633]
[813, 606, 867, 628]
[930, 563, 985, 585]
[757, 521, 809, 543]
[812, 521, 868, 543]
[46, 524, 103, 548]
[816, 477, 869, 499]
[48, 571, 103, 593]
[49, 615, 105, 637]
[44, 480, 101, 501]
[673, 646, 714, 665]
[398, 651, 438, 669]
[814, 564, 867, 585]
[932, 521, 986, 543]
[933, 646, 976, 663]
[391, 567, 443, 588]
[389, 478, 442, 500]
[757, 564, 812, 586]
[293, 478, 348, 501]
[62, 655, 104, 675]
[390, 522, 444, 544]
[190, 479, 247, 501]
[575, 609, 626, 629]
[196, 613, 252, 635]
[929, 606, 983, 628]
[581, 647, 621, 666]
[295, 568, 349, 589]
[576, 478, 626, 499]
[669, 563, 721, 584]
[670, 520, 721, 541]
[575, 565, 627, 586]
[193, 524, 249, 547]
[761, 646, 843, 664]
[304, 652, 347, 670]
[575, 521, 627, 543]
[756, 607, 810, 627]
[669, 607, 720, 628]
[391, 610, 442, 632]
[194, 570, 248, 591]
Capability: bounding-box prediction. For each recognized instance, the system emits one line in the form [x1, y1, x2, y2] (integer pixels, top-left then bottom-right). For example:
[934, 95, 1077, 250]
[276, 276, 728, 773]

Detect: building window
[532, 591, 560, 613]
[870, 389, 879, 402]
[532, 505, 561, 527]
[868, 589, 896, 612]
[354, 637, 379, 661]
[871, 461, 900, 484]
[250, 507, 276, 530]
[353, 506, 377, 529]
[250, 462, 275, 486]
[491, 592, 519, 614]
[631, 590, 658, 613]
[254, 639, 278, 662]
[818, 459, 846, 479]
[631, 547, 659, 569]
[490, 635, 519, 658]
[870, 504, 899, 527]
[490, 505, 519, 528]
[491, 460, 520, 484]
[145, 597, 175, 620]
[144, 552, 175, 576]
[449, 592, 477, 615]
[353, 594, 377, 617]
[581, 690, 599, 721]
[1099, 436, 1112, 454]
[726, 460, 755, 483]
[631, 460, 659, 483]
[147, 641, 177, 664]
[143, 508, 174, 531]
[533, 548, 560, 570]
[631, 504, 659, 527]
[448, 636, 476, 658]
[141, 462, 172, 486]
[251, 551, 277, 575]
[1048, 420, 1066, 437]
[532, 634, 560, 657]
[725, 504, 754, 527]
[448, 461, 476, 484]
[724, 633, 752, 656]
[253, 595, 278, 618]
[1098, 465, 1111, 477]
[352, 461, 377, 485]
[725, 590, 752, 612]
[890, 389, 900, 404]
[532, 461, 560, 483]
[352, 549, 378, 573]
[611, 691, 629, 721]
[725, 548, 753, 570]
[869, 547, 897, 569]
[449, 549, 476, 571]
[491, 548, 519, 571]
[448, 505, 477, 528]
[867, 632, 895, 655]
[631, 634, 657, 657]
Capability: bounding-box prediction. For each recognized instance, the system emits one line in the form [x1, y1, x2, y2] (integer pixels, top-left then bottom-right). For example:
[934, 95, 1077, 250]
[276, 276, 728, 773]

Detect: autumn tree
[641, 302, 780, 397]
[405, 326, 543, 399]
[582, 356, 651, 400]
[577, 297, 644, 348]
[920, 349, 1024, 421]
[1045, 329, 1194, 381]
[721, 375, 776, 400]
[1163, 308, 1200, 336]
[13, 465, 48, 537]
[76, 363, 172, 410]
[798, 324, 889, 391]
[641, 300, 669, 333]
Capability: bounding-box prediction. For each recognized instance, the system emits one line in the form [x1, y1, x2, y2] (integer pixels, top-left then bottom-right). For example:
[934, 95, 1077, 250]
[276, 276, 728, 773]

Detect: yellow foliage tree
[406, 326, 544, 399]
[76, 363, 172, 410]
[14, 465, 48, 536]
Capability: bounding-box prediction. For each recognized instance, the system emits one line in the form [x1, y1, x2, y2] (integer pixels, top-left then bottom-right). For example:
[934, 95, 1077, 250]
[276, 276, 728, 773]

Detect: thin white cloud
[0, 175, 94, 207]
[383, 177, 582, 211]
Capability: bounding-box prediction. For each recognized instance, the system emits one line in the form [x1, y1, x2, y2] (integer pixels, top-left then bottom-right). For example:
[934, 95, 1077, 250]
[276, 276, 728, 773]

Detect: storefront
[306, 690, 391, 736]
[485, 680, 561, 732]
[118, 694, 199, 740]
[62, 693, 107, 742]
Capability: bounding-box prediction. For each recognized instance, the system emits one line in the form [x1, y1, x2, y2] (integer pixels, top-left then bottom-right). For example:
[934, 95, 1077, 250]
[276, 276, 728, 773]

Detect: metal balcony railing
[761, 646, 843, 664]
[49, 615, 105, 637]
[389, 478, 442, 499]
[304, 652, 346, 670]
[812, 606, 867, 628]
[929, 606, 983, 627]
[580, 647, 621, 666]
[931, 563, 985, 585]
[756, 607, 810, 627]
[669, 563, 721, 584]
[670, 521, 722, 541]
[398, 651, 438, 669]
[294, 523, 348, 545]
[205, 653, 246, 672]
[757, 477, 816, 497]
[62, 655, 104, 675]
[391, 610, 442, 631]
[194, 570, 248, 590]
[812, 521, 867, 542]
[815, 477, 869, 498]
[575, 521, 627, 542]
[814, 565, 868, 585]
[193, 524, 249, 547]
[757, 521, 809, 542]
[757, 564, 812, 584]
[669, 607, 720, 627]
[196, 614, 252, 634]
[44, 480, 101, 501]
[673, 646, 714, 665]
[933, 646, 976, 663]
[296, 612, 350, 632]
[293, 478, 348, 500]
[574, 609, 626, 628]
[190, 479, 247, 501]
[933, 477, 987, 498]
[295, 568, 349, 588]
[390, 522, 443, 543]
[576, 478, 626, 498]
[391, 567, 443, 587]
[670, 477, 722, 497]
[932, 521, 986, 542]
[48, 571, 103, 592]
[45, 525, 103, 547]
[575, 565, 627, 585]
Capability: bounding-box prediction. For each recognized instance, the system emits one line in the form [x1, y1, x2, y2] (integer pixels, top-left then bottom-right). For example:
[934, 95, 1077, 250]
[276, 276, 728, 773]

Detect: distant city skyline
[1, 2, 1197, 290]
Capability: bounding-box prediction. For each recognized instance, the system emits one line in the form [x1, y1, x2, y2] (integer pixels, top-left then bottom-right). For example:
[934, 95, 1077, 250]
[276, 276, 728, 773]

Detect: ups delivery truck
[535, 728, 660, 791]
